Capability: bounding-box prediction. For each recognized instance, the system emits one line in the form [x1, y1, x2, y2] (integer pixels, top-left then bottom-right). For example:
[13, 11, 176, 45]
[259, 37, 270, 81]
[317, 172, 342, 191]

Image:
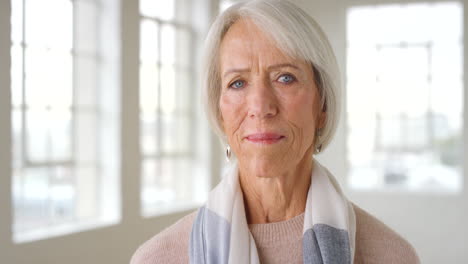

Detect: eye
[277, 74, 296, 84]
[229, 80, 246, 89]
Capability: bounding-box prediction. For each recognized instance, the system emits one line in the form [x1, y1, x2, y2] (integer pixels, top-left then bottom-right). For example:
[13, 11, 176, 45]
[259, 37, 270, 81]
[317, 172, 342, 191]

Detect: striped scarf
[189, 160, 356, 264]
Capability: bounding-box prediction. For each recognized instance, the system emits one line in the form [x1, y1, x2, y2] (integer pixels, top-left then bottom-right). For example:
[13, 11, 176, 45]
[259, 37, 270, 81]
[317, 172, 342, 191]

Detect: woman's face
[219, 19, 324, 177]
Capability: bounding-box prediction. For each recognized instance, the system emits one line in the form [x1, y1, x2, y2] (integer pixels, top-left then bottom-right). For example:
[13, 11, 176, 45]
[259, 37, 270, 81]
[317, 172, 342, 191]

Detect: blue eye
[230, 80, 245, 89]
[278, 74, 295, 84]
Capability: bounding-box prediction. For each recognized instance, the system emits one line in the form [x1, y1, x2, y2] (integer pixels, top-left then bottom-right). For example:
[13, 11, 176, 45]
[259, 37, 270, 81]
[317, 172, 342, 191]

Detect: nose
[247, 78, 278, 119]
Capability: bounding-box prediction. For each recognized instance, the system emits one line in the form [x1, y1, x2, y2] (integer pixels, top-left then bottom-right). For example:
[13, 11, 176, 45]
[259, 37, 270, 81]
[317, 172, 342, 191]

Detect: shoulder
[130, 211, 197, 264]
[352, 204, 420, 264]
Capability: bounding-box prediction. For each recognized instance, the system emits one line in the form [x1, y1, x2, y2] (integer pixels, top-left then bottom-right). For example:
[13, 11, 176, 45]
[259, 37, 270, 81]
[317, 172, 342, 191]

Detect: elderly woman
[131, 1, 419, 263]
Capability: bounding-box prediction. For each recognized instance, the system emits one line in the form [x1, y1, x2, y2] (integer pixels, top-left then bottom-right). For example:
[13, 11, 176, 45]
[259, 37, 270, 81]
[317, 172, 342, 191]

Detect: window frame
[345, 2, 464, 193]
[9, 0, 123, 243]
[138, 0, 212, 218]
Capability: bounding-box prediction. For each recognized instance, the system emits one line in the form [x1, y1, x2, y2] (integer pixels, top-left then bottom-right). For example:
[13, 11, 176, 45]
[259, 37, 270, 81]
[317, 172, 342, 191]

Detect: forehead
[219, 19, 294, 70]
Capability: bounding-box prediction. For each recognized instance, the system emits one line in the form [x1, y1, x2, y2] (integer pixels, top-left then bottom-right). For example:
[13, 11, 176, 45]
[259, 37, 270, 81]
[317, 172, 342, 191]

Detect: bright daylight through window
[139, 0, 209, 217]
[10, 0, 119, 242]
[347, 2, 463, 192]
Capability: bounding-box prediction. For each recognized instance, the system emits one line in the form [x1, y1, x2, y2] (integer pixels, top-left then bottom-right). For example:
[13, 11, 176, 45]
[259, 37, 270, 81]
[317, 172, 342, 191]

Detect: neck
[239, 155, 313, 224]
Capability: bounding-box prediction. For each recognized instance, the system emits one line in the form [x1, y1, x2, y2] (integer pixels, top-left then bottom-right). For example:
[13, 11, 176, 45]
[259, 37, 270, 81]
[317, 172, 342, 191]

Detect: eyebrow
[222, 63, 300, 78]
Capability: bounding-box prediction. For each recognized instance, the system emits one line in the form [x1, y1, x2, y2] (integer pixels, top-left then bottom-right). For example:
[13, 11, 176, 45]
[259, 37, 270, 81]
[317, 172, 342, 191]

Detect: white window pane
[377, 47, 428, 83]
[13, 168, 50, 233]
[374, 5, 404, 44]
[49, 109, 72, 161]
[140, 19, 159, 63]
[25, 0, 72, 49]
[379, 116, 403, 148]
[160, 65, 175, 113]
[175, 70, 192, 112]
[140, 63, 159, 111]
[50, 183, 75, 223]
[170, 158, 193, 200]
[75, 111, 97, 164]
[175, 115, 191, 153]
[161, 25, 175, 65]
[160, 116, 191, 154]
[24, 0, 46, 45]
[399, 4, 432, 43]
[161, 114, 176, 152]
[160, 114, 191, 154]
[347, 7, 377, 45]
[25, 48, 51, 108]
[141, 159, 158, 205]
[75, 0, 98, 54]
[429, 3, 463, 42]
[140, 59, 160, 154]
[175, 29, 192, 68]
[141, 157, 195, 216]
[406, 116, 428, 147]
[12, 109, 23, 169]
[48, 51, 73, 108]
[432, 43, 463, 79]
[25, 48, 73, 108]
[140, 112, 158, 155]
[11, 45, 23, 107]
[11, 0, 23, 44]
[75, 56, 98, 108]
[346, 46, 378, 79]
[141, 158, 177, 210]
[26, 108, 50, 162]
[19, 166, 74, 225]
[431, 80, 462, 117]
[49, 166, 75, 223]
[75, 167, 98, 219]
[140, 0, 174, 21]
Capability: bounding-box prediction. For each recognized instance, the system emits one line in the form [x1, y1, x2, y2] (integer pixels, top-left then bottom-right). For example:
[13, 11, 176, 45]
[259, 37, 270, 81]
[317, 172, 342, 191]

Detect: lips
[245, 133, 285, 144]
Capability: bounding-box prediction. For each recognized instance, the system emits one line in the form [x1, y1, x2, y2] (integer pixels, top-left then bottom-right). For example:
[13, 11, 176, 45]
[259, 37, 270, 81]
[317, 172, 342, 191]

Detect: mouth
[244, 132, 285, 144]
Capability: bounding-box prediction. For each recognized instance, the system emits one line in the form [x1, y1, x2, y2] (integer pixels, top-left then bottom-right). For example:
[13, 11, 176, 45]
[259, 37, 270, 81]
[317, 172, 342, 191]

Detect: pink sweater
[131, 204, 420, 264]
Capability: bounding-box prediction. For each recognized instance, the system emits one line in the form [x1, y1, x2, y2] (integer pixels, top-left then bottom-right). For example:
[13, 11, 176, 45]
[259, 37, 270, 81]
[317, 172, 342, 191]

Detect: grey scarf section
[190, 207, 231, 263]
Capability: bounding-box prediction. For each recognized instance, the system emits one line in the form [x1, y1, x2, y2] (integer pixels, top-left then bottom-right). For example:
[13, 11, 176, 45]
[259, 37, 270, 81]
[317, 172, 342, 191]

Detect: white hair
[202, 0, 341, 154]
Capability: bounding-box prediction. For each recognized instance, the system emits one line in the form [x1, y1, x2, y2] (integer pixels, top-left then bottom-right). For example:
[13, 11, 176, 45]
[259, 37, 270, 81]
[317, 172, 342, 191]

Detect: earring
[226, 145, 231, 162]
[315, 129, 322, 153]
[316, 143, 323, 153]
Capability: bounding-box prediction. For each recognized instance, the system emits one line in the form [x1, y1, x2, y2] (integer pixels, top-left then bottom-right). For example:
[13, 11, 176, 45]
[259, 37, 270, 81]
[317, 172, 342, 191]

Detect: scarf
[189, 160, 356, 264]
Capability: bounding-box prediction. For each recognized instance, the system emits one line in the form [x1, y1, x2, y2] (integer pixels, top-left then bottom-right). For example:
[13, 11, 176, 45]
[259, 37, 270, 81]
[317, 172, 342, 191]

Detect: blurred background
[0, 0, 466, 263]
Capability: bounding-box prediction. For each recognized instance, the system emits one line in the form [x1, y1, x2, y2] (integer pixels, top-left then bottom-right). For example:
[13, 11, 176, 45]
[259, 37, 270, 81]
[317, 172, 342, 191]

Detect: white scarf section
[189, 160, 356, 264]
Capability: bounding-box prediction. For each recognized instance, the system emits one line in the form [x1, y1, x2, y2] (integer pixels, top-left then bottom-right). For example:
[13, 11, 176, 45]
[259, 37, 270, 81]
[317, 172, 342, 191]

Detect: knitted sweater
[131, 204, 420, 264]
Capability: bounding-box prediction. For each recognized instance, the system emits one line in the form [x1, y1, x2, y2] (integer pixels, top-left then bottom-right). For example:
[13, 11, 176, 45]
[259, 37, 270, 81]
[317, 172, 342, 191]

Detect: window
[346, 2, 463, 192]
[11, 0, 120, 242]
[139, 0, 209, 217]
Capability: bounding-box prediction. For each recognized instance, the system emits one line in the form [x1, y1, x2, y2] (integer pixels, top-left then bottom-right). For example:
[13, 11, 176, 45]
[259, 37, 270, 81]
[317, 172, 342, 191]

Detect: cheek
[288, 92, 318, 124]
[219, 93, 245, 134]
[285, 91, 320, 141]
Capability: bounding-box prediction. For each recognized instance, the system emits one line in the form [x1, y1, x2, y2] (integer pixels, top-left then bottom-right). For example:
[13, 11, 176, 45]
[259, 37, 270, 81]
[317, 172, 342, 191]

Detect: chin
[243, 156, 286, 178]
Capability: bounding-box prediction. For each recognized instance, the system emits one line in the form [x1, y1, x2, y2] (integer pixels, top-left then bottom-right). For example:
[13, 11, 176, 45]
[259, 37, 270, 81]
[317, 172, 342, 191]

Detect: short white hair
[202, 0, 341, 154]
